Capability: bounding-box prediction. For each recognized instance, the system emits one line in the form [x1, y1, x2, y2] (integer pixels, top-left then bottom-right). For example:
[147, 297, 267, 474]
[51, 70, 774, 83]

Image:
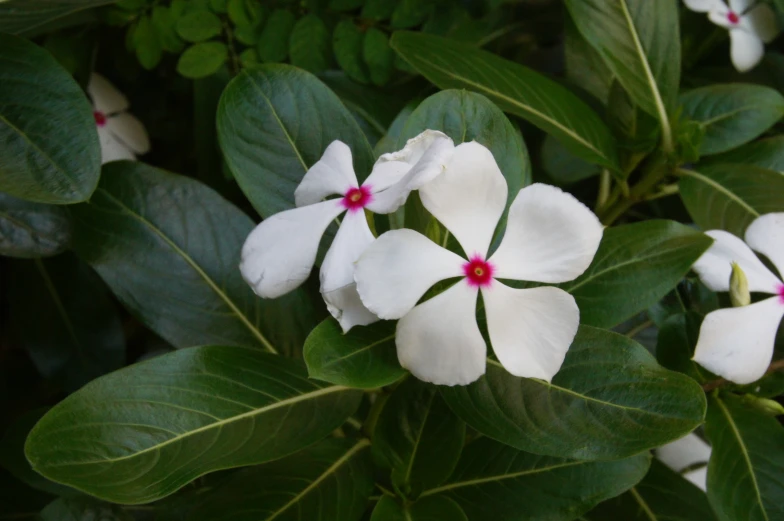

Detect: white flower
[691, 213, 784, 384]
[354, 142, 604, 386]
[87, 74, 151, 164]
[684, 0, 779, 72]
[656, 433, 711, 491]
[240, 131, 455, 333]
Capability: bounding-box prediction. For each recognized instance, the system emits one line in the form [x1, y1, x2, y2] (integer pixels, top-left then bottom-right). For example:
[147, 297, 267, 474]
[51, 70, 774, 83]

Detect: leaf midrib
[630, 487, 658, 521]
[681, 169, 760, 218]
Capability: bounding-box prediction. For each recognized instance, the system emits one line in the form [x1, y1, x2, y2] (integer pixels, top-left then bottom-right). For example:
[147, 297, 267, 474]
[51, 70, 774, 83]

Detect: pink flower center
[463, 256, 494, 288]
[93, 111, 107, 127]
[727, 11, 740, 24]
[778, 284, 784, 304]
[341, 185, 372, 212]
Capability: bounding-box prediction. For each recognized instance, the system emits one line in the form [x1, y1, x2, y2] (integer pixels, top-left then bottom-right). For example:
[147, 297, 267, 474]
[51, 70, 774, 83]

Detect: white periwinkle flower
[354, 142, 604, 386]
[691, 213, 784, 384]
[684, 0, 779, 72]
[240, 130, 455, 333]
[656, 433, 711, 491]
[87, 74, 151, 163]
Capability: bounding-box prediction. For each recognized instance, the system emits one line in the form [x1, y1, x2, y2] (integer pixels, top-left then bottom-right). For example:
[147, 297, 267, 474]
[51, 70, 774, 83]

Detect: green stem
[598, 152, 670, 225]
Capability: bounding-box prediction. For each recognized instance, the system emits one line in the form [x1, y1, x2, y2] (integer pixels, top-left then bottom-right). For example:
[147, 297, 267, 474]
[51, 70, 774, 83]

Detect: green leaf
[441, 326, 707, 460]
[25, 346, 362, 504]
[363, 27, 395, 86]
[334, 20, 371, 84]
[257, 8, 295, 63]
[39, 497, 133, 521]
[374, 101, 417, 156]
[585, 460, 718, 521]
[177, 42, 228, 79]
[420, 437, 651, 521]
[362, 0, 399, 20]
[209, 0, 227, 13]
[391, 0, 432, 29]
[0, 192, 71, 258]
[371, 495, 468, 521]
[564, 16, 612, 104]
[9, 254, 125, 391]
[564, 0, 679, 151]
[0, 0, 115, 35]
[217, 64, 374, 217]
[289, 14, 332, 74]
[185, 439, 373, 521]
[176, 10, 223, 43]
[374, 379, 465, 494]
[304, 319, 404, 389]
[390, 31, 619, 170]
[708, 136, 784, 171]
[227, 0, 263, 26]
[69, 161, 320, 356]
[152, 5, 185, 53]
[0, 33, 100, 204]
[705, 394, 784, 521]
[134, 14, 163, 69]
[680, 84, 784, 156]
[329, 0, 364, 11]
[656, 312, 714, 383]
[561, 220, 713, 329]
[541, 134, 601, 185]
[679, 164, 784, 237]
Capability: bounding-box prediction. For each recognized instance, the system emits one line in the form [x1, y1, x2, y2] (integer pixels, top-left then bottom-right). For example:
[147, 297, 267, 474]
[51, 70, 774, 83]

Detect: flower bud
[729, 262, 750, 307]
[742, 394, 784, 417]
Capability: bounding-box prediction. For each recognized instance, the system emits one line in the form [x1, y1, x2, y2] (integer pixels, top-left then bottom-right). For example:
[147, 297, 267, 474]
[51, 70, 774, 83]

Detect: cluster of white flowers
[240, 131, 604, 386]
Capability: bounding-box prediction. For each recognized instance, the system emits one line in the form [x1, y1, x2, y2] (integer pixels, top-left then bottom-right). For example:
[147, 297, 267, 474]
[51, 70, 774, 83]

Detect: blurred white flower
[692, 213, 784, 384]
[684, 0, 778, 72]
[88, 74, 151, 163]
[657, 433, 711, 491]
[354, 142, 603, 386]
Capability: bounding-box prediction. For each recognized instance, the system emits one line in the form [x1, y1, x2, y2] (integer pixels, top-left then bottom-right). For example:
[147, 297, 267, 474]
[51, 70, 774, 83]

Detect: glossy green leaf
[289, 14, 332, 74]
[334, 20, 371, 84]
[217, 64, 374, 217]
[258, 9, 295, 62]
[25, 346, 362, 504]
[679, 164, 784, 237]
[561, 220, 713, 328]
[371, 495, 467, 521]
[177, 42, 228, 79]
[176, 10, 222, 42]
[390, 31, 618, 170]
[0, 0, 114, 35]
[374, 100, 417, 156]
[441, 326, 707, 460]
[541, 134, 601, 185]
[304, 319, 404, 389]
[680, 84, 784, 156]
[705, 394, 784, 521]
[420, 437, 651, 521]
[708, 136, 784, 171]
[374, 379, 465, 494]
[564, 0, 679, 150]
[656, 312, 714, 384]
[70, 162, 320, 355]
[0, 192, 71, 258]
[39, 497, 133, 521]
[564, 16, 612, 104]
[185, 439, 373, 521]
[0, 33, 100, 204]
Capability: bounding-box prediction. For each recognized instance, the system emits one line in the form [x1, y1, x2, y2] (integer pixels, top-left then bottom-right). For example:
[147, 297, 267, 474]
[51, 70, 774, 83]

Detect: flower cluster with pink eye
[240, 131, 605, 386]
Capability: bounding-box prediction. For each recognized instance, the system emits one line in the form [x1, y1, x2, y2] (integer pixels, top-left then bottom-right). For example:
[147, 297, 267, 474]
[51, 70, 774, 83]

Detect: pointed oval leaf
[25, 346, 362, 504]
[389, 31, 619, 170]
[707, 136, 784, 171]
[371, 495, 468, 521]
[0, 192, 71, 258]
[441, 326, 707, 460]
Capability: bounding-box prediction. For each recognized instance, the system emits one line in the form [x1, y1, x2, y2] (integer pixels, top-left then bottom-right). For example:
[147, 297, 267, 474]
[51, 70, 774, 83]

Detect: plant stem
[598, 151, 670, 226]
[595, 169, 610, 211]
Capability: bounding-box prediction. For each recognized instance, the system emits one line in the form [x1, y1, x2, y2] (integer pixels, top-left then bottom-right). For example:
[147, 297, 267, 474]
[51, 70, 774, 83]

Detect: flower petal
[693, 297, 784, 384]
[708, 8, 734, 29]
[354, 229, 464, 319]
[396, 281, 486, 386]
[482, 283, 578, 382]
[742, 3, 779, 43]
[320, 210, 378, 332]
[656, 433, 711, 491]
[88, 74, 129, 114]
[728, 0, 753, 14]
[241, 200, 345, 299]
[692, 230, 781, 294]
[98, 127, 136, 163]
[745, 213, 784, 280]
[489, 183, 603, 284]
[106, 113, 150, 155]
[684, 0, 726, 13]
[729, 28, 764, 72]
[294, 141, 358, 207]
[419, 142, 507, 259]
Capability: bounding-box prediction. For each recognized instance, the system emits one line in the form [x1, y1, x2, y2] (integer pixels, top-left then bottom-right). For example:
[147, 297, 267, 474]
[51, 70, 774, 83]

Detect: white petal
[98, 127, 136, 164]
[685, 467, 708, 491]
[88, 73, 129, 114]
[419, 142, 507, 258]
[320, 210, 378, 332]
[354, 229, 464, 320]
[376, 129, 452, 166]
[745, 213, 784, 281]
[294, 141, 358, 207]
[742, 3, 779, 43]
[482, 283, 578, 382]
[692, 230, 781, 294]
[656, 433, 711, 492]
[240, 200, 345, 299]
[729, 28, 765, 72]
[106, 113, 150, 155]
[396, 281, 486, 386]
[684, 0, 726, 13]
[489, 184, 603, 284]
[708, 8, 735, 29]
[693, 297, 784, 384]
[728, 0, 752, 14]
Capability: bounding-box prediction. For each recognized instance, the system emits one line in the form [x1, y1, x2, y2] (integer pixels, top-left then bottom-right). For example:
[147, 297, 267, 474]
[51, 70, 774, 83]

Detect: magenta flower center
[727, 11, 740, 24]
[342, 186, 372, 212]
[778, 284, 784, 304]
[93, 111, 107, 127]
[463, 256, 494, 288]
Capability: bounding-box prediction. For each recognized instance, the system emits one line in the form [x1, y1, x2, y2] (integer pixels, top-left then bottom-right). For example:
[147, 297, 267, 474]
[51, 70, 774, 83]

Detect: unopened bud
[742, 394, 784, 417]
[729, 262, 750, 307]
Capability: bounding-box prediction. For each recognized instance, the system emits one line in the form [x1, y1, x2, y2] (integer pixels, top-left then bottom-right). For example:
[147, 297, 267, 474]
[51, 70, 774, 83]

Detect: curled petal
[742, 3, 779, 43]
[745, 213, 784, 280]
[482, 283, 578, 382]
[88, 74, 129, 114]
[98, 127, 135, 163]
[106, 113, 150, 155]
[729, 29, 764, 72]
[241, 200, 344, 299]
[692, 230, 780, 294]
[684, 0, 726, 13]
[322, 285, 378, 333]
[489, 183, 603, 284]
[294, 141, 358, 207]
[693, 297, 784, 384]
[354, 229, 464, 319]
[396, 281, 486, 386]
[419, 142, 507, 259]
